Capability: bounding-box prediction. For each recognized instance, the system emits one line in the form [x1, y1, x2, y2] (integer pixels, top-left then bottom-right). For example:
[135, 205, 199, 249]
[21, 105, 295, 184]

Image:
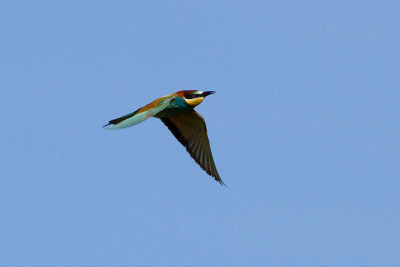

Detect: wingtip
[217, 178, 227, 187]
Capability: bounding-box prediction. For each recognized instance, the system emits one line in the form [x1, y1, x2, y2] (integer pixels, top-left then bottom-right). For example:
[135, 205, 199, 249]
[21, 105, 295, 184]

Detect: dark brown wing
[161, 110, 224, 185]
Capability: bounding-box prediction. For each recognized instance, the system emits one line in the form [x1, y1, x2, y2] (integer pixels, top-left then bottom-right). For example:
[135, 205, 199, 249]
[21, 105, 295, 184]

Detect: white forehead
[195, 90, 203, 94]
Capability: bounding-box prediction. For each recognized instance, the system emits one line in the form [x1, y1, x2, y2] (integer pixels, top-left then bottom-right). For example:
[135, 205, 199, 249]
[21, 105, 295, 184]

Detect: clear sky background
[1, 1, 399, 266]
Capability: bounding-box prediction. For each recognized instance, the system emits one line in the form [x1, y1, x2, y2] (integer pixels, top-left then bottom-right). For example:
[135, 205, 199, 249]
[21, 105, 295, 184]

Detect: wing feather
[161, 110, 224, 185]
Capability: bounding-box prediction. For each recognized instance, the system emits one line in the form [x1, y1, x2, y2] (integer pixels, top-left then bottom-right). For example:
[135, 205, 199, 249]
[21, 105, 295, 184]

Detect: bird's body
[104, 90, 224, 185]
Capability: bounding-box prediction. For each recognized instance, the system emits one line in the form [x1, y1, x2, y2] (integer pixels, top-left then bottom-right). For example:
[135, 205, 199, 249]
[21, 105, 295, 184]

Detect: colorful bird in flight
[103, 90, 225, 185]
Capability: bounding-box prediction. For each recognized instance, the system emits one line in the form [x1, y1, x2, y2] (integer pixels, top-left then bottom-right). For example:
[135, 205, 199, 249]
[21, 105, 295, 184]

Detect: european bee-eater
[103, 90, 224, 185]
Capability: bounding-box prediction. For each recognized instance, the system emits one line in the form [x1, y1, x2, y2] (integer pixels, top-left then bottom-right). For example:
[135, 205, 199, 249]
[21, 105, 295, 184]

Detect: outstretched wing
[104, 96, 172, 129]
[161, 110, 224, 185]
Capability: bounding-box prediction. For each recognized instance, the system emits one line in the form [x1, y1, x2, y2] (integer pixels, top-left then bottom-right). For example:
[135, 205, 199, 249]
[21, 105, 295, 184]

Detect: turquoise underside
[106, 97, 192, 129]
[167, 97, 188, 109]
[155, 97, 192, 118]
[106, 111, 150, 129]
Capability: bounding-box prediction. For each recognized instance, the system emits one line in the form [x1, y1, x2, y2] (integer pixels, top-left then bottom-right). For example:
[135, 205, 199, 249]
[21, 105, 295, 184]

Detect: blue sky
[1, 0, 399, 266]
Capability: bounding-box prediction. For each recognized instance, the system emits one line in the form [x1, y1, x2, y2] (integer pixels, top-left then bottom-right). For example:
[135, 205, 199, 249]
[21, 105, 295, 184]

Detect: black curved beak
[202, 91, 216, 97]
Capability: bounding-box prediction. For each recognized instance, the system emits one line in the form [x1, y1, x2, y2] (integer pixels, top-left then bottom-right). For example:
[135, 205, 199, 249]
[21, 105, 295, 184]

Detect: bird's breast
[168, 97, 188, 108]
[155, 98, 192, 118]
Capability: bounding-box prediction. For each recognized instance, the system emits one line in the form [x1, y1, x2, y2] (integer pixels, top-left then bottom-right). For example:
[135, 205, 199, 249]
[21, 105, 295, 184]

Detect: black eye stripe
[185, 93, 199, 99]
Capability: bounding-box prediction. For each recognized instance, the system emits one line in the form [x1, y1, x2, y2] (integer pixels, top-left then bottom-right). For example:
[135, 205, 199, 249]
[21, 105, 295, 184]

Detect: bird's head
[179, 90, 216, 107]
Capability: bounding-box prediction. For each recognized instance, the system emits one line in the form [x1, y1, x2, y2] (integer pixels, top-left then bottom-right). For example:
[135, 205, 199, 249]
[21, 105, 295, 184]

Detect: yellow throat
[184, 97, 204, 107]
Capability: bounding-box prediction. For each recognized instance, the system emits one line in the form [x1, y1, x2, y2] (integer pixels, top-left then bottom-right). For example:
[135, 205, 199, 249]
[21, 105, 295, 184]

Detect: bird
[103, 90, 225, 185]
